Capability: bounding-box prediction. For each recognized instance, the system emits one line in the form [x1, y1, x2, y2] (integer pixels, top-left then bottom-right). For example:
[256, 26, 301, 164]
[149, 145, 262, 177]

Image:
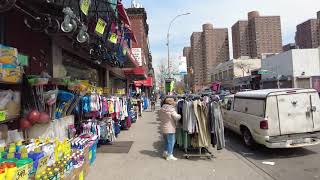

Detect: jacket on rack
[209, 101, 225, 150]
[159, 104, 181, 134]
[192, 100, 211, 148]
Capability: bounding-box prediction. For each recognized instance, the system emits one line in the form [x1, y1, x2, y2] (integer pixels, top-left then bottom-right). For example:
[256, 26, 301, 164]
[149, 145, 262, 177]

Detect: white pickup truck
[222, 88, 320, 148]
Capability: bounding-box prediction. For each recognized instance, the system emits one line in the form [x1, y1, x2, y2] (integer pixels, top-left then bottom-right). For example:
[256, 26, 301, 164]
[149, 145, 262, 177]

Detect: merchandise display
[0, 44, 148, 179]
[0, 136, 97, 180]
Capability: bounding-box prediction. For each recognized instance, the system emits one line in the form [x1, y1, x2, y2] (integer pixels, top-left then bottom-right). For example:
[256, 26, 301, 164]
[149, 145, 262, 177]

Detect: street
[87, 108, 273, 180]
[225, 129, 320, 180]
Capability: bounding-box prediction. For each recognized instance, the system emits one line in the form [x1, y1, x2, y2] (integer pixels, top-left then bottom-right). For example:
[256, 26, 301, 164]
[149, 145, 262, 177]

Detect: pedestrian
[150, 94, 156, 111]
[159, 98, 181, 160]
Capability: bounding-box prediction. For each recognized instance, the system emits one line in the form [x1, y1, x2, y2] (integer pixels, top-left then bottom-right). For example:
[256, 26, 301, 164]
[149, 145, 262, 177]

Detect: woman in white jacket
[159, 98, 181, 160]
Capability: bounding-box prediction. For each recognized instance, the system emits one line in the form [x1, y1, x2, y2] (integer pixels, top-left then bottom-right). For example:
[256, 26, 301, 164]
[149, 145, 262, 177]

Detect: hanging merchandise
[171, 95, 225, 159]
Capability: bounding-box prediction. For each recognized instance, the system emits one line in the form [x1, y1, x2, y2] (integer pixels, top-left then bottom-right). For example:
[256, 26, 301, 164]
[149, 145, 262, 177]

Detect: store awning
[134, 77, 153, 87]
[117, 1, 131, 26]
[123, 67, 147, 80]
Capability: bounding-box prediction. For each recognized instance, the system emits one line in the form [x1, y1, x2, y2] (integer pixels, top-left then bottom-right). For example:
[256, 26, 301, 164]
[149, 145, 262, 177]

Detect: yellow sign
[16, 165, 28, 180]
[79, 171, 84, 180]
[0, 111, 6, 121]
[36, 156, 48, 176]
[103, 87, 110, 94]
[97, 87, 103, 95]
[80, 0, 90, 16]
[108, 33, 118, 44]
[95, 18, 106, 35]
[115, 89, 125, 95]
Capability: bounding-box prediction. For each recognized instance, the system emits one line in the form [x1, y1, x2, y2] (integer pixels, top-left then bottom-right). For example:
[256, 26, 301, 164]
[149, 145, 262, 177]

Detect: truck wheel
[242, 128, 256, 148]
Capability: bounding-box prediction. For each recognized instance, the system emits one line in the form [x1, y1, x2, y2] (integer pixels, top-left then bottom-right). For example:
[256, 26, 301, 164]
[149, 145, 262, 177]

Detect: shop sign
[0, 111, 6, 121]
[95, 18, 107, 35]
[131, 48, 142, 66]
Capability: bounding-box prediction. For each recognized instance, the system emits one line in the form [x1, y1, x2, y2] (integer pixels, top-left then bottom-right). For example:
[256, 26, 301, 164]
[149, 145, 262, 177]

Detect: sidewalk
[87, 106, 272, 180]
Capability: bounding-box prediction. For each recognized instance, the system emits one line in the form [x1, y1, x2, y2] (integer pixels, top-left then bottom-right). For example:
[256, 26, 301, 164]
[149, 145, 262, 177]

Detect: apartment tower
[295, 11, 320, 49]
[189, 23, 229, 91]
[232, 11, 282, 59]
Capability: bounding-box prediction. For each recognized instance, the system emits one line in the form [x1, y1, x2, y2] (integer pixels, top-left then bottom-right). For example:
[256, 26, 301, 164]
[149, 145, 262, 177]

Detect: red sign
[134, 77, 153, 87]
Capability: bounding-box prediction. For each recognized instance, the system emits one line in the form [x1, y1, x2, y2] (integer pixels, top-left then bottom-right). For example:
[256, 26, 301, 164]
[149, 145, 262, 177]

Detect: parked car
[222, 88, 320, 148]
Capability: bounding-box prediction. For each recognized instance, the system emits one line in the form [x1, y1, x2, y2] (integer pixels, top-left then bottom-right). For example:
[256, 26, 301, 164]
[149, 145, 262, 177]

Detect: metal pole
[167, 13, 191, 78]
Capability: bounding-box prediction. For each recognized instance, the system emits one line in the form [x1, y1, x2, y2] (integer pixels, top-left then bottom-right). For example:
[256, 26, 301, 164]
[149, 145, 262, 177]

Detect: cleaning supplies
[28, 147, 44, 170]
[5, 162, 17, 180]
[18, 148, 33, 175]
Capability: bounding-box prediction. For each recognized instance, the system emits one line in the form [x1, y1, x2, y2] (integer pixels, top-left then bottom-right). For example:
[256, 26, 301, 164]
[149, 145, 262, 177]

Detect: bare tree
[235, 62, 252, 77]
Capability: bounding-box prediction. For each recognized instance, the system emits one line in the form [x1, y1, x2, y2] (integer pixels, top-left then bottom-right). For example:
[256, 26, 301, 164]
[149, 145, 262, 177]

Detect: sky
[123, 0, 320, 68]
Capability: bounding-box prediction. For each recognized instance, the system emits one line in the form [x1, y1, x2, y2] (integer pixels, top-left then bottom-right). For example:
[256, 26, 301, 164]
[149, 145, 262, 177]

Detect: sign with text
[95, 18, 106, 35]
[131, 48, 142, 66]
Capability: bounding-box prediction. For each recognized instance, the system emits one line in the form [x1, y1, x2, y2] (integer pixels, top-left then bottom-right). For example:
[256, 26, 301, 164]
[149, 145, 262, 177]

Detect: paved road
[225, 129, 320, 180]
[87, 109, 272, 180]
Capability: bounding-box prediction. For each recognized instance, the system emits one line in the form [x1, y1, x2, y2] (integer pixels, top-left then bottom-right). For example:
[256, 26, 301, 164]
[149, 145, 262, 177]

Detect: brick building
[188, 23, 230, 92]
[232, 11, 283, 59]
[295, 11, 320, 49]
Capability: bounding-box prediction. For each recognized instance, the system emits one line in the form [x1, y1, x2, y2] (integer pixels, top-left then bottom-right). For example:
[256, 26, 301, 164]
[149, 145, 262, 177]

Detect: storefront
[0, 0, 145, 179]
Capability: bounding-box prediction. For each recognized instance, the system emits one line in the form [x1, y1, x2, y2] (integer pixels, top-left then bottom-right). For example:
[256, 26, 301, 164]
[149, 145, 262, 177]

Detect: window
[233, 98, 265, 117]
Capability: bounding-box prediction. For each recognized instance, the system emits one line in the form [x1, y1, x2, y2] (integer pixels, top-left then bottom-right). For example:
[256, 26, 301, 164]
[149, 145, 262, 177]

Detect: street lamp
[167, 12, 191, 77]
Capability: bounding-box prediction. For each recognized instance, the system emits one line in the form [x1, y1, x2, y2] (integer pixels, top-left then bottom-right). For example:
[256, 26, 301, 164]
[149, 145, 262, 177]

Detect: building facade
[188, 23, 230, 92]
[126, 7, 155, 96]
[295, 11, 320, 49]
[190, 32, 203, 91]
[261, 48, 320, 90]
[232, 11, 282, 59]
[212, 58, 261, 89]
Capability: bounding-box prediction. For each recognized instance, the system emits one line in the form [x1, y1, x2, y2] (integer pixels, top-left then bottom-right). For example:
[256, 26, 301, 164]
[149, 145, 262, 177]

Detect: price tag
[80, 0, 90, 16]
[79, 171, 84, 180]
[36, 156, 48, 176]
[0, 111, 6, 121]
[95, 18, 106, 35]
[16, 165, 28, 180]
[108, 33, 118, 44]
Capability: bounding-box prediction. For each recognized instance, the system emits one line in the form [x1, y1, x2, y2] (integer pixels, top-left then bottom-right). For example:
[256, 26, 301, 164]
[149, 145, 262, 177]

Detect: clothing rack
[175, 96, 224, 160]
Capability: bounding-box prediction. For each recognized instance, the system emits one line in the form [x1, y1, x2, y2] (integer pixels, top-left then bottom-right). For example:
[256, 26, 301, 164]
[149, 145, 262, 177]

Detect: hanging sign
[108, 33, 118, 44]
[80, 0, 91, 16]
[0, 111, 6, 121]
[95, 18, 107, 35]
